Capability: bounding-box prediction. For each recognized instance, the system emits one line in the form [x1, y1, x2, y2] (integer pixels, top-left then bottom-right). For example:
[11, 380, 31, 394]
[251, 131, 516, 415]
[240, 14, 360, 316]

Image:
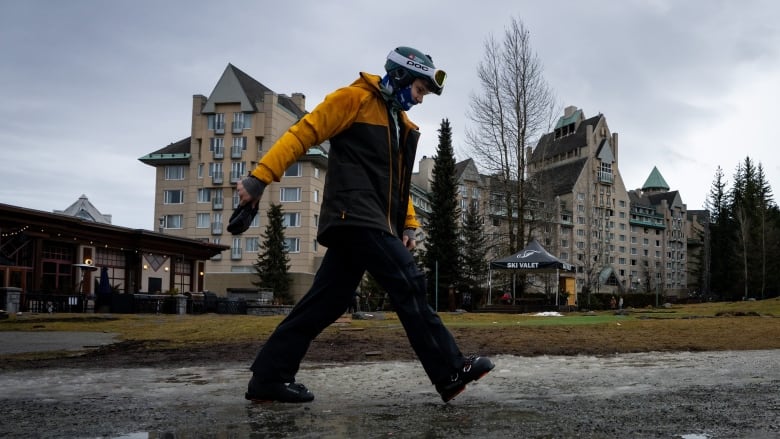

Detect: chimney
[564, 105, 577, 118]
[291, 93, 306, 112]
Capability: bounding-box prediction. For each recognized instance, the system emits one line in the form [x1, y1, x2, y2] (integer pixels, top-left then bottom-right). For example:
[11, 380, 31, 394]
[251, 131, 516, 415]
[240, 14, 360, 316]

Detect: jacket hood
[353, 72, 383, 94]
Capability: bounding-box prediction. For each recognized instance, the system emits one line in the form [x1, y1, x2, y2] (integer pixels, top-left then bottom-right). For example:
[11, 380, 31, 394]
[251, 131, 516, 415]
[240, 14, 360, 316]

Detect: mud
[1, 350, 778, 438]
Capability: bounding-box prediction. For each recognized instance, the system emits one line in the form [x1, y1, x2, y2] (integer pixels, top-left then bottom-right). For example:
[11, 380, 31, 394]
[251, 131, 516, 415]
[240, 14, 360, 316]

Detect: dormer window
[554, 122, 575, 139]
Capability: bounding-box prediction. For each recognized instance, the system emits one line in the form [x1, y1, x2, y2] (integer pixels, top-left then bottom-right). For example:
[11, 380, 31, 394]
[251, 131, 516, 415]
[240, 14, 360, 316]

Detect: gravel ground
[1, 350, 778, 439]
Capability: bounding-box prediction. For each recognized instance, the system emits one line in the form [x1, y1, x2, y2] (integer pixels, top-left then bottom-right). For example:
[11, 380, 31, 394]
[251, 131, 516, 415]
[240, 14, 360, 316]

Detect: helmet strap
[389, 68, 413, 90]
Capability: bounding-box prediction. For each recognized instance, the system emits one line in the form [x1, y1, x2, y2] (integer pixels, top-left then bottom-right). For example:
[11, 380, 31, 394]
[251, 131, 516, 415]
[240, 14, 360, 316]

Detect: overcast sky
[1, 0, 778, 229]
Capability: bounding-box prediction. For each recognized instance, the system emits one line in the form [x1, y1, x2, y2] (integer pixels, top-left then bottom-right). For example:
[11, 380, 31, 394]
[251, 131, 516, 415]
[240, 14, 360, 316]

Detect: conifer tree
[460, 203, 488, 306]
[252, 203, 292, 303]
[423, 119, 461, 304]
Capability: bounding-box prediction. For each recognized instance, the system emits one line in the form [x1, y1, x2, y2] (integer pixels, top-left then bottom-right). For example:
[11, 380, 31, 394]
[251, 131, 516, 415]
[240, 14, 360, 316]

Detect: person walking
[232, 46, 493, 404]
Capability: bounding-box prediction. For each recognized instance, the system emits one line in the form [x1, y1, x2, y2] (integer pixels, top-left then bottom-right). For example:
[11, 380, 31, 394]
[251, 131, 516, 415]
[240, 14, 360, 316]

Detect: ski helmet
[384, 46, 446, 95]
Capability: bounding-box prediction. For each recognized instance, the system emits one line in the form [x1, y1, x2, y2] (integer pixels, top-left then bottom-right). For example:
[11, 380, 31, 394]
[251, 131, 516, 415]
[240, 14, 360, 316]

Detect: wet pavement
[1, 350, 778, 438]
[0, 331, 118, 354]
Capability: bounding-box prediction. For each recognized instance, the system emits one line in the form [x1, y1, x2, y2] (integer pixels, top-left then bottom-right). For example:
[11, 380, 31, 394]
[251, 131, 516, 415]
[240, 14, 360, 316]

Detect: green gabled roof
[138, 137, 192, 165]
[642, 166, 669, 191]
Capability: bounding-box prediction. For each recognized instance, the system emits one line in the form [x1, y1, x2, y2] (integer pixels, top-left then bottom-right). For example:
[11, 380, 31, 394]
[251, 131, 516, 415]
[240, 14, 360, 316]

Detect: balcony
[212, 171, 224, 185]
[230, 171, 242, 184]
[212, 198, 223, 210]
[212, 222, 223, 235]
[231, 247, 242, 260]
[232, 121, 243, 134]
[598, 171, 614, 184]
[213, 146, 224, 160]
[214, 122, 225, 135]
[231, 146, 243, 159]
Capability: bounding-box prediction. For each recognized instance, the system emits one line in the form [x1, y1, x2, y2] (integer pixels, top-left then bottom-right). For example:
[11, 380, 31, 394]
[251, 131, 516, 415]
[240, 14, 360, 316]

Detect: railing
[22, 292, 87, 313]
[212, 197, 223, 210]
[231, 121, 243, 134]
[213, 146, 224, 159]
[212, 222, 223, 235]
[19, 291, 250, 315]
[231, 146, 243, 159]
[212, 171, 223, 185]
[598, 171, 614, 184]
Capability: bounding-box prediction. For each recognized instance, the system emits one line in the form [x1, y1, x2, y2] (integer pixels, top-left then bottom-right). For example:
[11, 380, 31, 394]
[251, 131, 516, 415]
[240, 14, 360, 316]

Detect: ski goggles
[387, 50, 447, 90]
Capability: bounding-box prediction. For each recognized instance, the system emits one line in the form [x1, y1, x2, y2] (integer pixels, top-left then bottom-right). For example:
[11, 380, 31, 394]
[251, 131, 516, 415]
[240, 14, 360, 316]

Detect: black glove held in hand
[227, 203, 259, 235]
[227, 176, 266, 235]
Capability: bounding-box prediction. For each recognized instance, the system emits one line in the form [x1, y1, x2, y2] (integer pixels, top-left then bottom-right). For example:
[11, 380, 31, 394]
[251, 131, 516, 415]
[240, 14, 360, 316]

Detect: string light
[0, 225, 29, 237]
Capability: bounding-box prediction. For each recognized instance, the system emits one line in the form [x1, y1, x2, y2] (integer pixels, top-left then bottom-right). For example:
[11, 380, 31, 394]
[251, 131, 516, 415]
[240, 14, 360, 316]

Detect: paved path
[0, 331, 118, 354]
[1, 350, 778, 438]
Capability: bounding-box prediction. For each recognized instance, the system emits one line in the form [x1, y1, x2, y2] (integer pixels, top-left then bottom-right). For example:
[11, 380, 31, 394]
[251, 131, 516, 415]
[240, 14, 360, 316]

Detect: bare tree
[465, 16, 556, 254]
[734, 204, 750, 300]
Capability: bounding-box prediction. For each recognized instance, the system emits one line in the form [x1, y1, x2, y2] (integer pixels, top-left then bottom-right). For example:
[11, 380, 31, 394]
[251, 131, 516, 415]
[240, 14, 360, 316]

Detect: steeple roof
[642, 166, 670, 191]
[54, 194, 112, 224]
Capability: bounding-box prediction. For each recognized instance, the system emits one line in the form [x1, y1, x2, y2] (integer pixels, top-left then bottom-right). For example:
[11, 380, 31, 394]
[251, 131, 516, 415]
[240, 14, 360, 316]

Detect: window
[231, 137, 247, 157]
[197, 163, 204, 179]
[281, 187, 301, 202]
[233, 112, 252, 130]
[284, 162, 302, 177]
[162, 214, 183, 229]
[164, 166, 184, 180]
[313, 190, 319, 203]
[210, 137, 224, 157]
[163, 190, 183, 204]
[232, 189, 240, 209]
[245, 237, 260, 252]
[207, 113, 225, 131]
[209, 162, 223, 178]
[284, 237, 301, 253]
[196, 213, 210, 228]
[314, 167, 320, 179]
[230, 161, 246, 182]
[314, 214, 319, 227]
[231, 237, 242, 259]
[197, 189, 211, 203]
[282, 212, 301, 227]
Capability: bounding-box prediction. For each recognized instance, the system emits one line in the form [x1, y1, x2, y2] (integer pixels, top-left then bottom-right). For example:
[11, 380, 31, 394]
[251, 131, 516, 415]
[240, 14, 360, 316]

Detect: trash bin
[0, 287, 22, 314]
[203, 291, 219, 313]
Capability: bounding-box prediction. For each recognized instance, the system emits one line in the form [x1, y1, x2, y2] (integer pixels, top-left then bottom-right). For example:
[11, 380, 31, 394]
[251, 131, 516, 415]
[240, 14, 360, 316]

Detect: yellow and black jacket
[250, 72, 421, 247]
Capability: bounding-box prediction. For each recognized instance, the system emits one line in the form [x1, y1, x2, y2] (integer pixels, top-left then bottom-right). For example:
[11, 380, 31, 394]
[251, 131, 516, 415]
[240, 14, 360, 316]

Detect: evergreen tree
[706, 166, 735, 299]
[252, 203, 292, 303]
[460, 202, 488, 307]
[730, 157, 778, 299]
[424, 119, 461, 304]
